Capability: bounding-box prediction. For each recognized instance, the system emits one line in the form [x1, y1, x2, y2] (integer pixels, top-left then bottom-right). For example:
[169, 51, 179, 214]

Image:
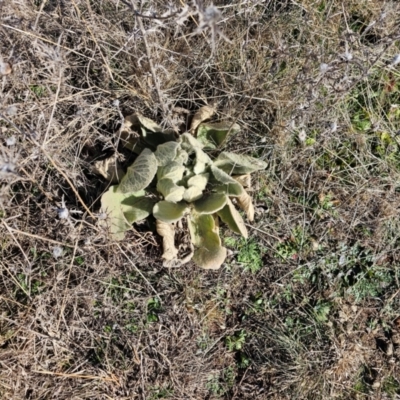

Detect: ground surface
[1, 0, 400, 399]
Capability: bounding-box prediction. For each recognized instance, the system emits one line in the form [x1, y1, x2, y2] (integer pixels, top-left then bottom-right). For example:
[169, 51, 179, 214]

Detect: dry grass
[2, 0, 400, 398]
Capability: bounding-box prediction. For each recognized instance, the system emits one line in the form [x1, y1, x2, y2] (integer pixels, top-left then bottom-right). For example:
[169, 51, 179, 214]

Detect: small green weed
[382, 376, 400, 398]
[225, 237, 264, 273]
[147, 297, 161, 323]
[148, 385, 173, 399]
[313, 301, 331, 323]
[206, 367, 236, 396]
[275, 226, 306, 260]
[226, 330, 246, 351]
[29, 85, 46, 98]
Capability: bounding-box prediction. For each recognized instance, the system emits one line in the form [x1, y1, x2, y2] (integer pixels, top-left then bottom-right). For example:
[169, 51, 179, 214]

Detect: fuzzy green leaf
[194, 193, 227, 214]
[187, 173, 209, 191]
[154, 142, 180, 166]
[194, 148, 212, 175]
[217, 198, 248, 238]
[175, 148, 189, 165]
[183, 186, 203, 202]
[210, 166, 244, 196]
[197, 122, 240, 149]
[180, 132, 204, 154]
[142, 130, 177, 149]
[100, 186, 151, 240]
[157, 161, 185, 183]
[117, 149, 157, 194]
[153, 201, 188, 223]
[214, 152, 268, 175]
[157, 178, 185, 202]
[122, 196, 156, 223]
[188, 213, 227, 270]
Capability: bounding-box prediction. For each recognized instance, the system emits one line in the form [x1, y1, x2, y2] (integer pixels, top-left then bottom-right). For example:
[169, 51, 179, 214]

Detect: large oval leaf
[187, 173, 209, 191]
[154, 142, 180, 166]
[194, 193, 227, 214]
[210, 166, 244, 196]
[180, 132, 204, 154]
[197, 122, 240, 150]
[217, 198, 248, 238]
[183, 186, 204, 202]
[122, 196, 155, 224]
[100, 185, 152, 240]
[157, 178, 185, 203]
[188, 212, 227, 270]
[175, 148, 189, 165]
[194, 148, 212, 175]
[214, 152, 268, 175]
[117, 149, 157, 194]
[153, 201, 188, 223]
[157, 161, 185, 183]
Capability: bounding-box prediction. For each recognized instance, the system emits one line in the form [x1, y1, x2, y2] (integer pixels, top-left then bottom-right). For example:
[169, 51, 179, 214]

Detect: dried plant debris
[92, 154, 124, 184]
[190, 105, 215, 134]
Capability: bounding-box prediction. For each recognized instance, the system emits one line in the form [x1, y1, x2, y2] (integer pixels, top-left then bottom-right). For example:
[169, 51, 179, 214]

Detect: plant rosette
[96, 106, 267, 269]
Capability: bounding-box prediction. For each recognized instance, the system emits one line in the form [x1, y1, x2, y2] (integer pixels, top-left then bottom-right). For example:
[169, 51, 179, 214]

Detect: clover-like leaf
[153, 201, 188, 223]
[210, 166, 244, 196]
[157, 178, 185, 202]
[197, 122, 240, 149]
[214, 152, 268, 175]
[236, 190, 255, 221]
[100, 185, 152, 240]
[154, 142, 180, 166]
[217, 198, 248, 238]
[188, 212, 227, 270]
[156, 220, 178, 262]
[157, 161, 186, 183]
[117, 148, 157, 194]
[194, 193, 227, 214]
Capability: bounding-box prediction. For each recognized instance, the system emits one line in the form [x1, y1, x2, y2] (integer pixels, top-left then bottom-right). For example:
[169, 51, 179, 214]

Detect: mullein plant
[95, 106, 267, 269]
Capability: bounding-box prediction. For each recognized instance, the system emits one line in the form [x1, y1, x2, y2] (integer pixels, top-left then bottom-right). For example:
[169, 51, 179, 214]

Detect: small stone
[390, 54, 400, 66]
[52, 246, 63, 259]
[372, 381, 380, 389]
[0, 61, 12, 76]
[57, 207, 69, 219]
[320, 63, 329, 73]
[386, 342, 394, 356]
[6, 136, 16, 146]
[298, 129, 306, 142]
[6, 105, 18, 116]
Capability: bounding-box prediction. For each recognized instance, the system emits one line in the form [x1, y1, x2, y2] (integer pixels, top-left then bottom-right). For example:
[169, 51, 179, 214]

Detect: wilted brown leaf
[92, 154, 124, 184]
[190, 105, 215, 134]
[156, 220, 178, 263]
[236, 190, 255, 221]
[233, 174, 251, 188]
